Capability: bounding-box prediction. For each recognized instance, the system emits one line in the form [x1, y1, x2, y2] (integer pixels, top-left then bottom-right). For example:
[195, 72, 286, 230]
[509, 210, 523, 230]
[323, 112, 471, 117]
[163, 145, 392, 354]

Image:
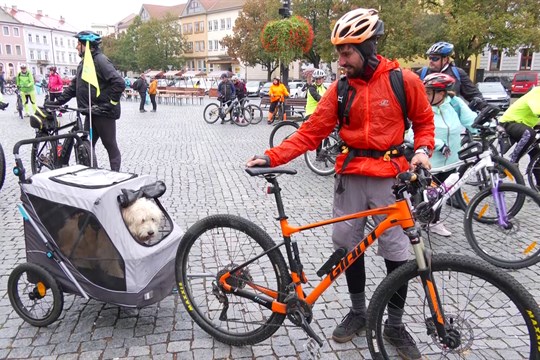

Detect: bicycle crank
[286, 297, 323, 347]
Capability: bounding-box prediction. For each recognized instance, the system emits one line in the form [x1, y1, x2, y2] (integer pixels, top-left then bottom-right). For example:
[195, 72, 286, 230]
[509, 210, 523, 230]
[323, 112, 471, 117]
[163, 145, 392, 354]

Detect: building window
[3, 26, 9, 36]
[37, 51, 42, 60]
[489, 49, 501, 71]
[220, 40, 226, 51]
[186, 42, 193, 52]
[208, 40, 213, 51]
[520, 48, 532, 70]
[30, 50, 35, 60]
[13, 27, 19, 36]
[194, 21, 204, 33]
[198, 60, 205, 71]
[54, 37, 58, 46]
[220, 19, 225, 30]
[28, 34, 33, 43]
[45, 51, 49, 60]
[213, 20, 218, 31]
[226, 18, 231, 30]
[35, 34, 39, 43]
[208, 21, 213, 31]
[183, 23, 193, 34]
[5, 45, 11, 55]
[60, 38, 64, 46]
[15, 45, 21, 56]
[43, 36, 47, 44]
[214, 40, 219, 51]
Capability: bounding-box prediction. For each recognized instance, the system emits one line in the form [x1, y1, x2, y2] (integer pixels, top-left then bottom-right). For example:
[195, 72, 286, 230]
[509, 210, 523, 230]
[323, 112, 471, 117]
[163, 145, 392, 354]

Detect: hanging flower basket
[261, 16, 314, 63]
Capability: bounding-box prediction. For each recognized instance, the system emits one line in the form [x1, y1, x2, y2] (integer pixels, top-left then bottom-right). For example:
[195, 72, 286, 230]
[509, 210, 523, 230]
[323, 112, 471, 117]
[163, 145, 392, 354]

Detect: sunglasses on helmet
[429, 56, 441, 62]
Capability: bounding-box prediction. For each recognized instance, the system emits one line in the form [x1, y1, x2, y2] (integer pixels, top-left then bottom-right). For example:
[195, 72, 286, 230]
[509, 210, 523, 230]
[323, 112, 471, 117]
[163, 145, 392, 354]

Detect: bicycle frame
[218, 171, 452, 346]
[219, 98, 240, 117]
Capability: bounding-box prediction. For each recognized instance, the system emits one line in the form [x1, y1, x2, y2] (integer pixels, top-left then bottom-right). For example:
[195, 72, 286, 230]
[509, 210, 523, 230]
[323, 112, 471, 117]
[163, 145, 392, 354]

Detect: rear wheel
[8, 263, 64, 327]
[246, 104, 263, 124]
[232, 107, 251, 127]
[304, 133, 340, 176]
[464, 183, 540, 268]
[30, 136, 58, 174]
[269, 121, 300, 148]
[203, 103, 221, 124]
[175, 214, 290, 346]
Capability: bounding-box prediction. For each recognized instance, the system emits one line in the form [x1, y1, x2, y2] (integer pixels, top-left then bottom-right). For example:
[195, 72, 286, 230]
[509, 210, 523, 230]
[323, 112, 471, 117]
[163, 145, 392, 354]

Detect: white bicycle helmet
[331, 8, 384, 46]
[312, 69, 326, 79]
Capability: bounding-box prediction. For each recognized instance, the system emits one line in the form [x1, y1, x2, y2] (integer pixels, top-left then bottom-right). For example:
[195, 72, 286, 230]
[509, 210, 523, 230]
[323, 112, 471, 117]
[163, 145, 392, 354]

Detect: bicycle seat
[245, 167, 297, 177]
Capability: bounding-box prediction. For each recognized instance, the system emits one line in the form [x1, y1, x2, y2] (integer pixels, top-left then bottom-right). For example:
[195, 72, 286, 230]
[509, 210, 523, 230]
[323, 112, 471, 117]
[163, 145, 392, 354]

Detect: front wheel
[269, 121, 300, 148]
[246, 104, 263, 124]
[0, 142, 5, 190]
[203, 103, 221, 124]
[367, 254, 540, 359]
[464, 183, 540, 268]
[17, 96, 23, 119]
[30, 136, 58, 174]
[232, 107, 251, 127]
[8, 263, 64, 327]
[175, 214, 290, 346]
[304, 133, 340, 176]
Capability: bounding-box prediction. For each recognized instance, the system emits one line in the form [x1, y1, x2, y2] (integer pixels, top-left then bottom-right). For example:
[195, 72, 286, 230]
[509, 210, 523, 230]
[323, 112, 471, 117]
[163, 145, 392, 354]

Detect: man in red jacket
[247, 8, 434, 359]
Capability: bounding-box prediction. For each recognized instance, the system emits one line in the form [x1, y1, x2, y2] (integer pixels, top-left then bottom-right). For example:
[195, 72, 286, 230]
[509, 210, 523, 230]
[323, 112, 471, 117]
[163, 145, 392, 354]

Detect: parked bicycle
[0, 141, 5, 190]
[203, 97, 251, 127]
[29, 104, 96, 174]
[239, 98, 263, 125]
[175, 166, 540, 358]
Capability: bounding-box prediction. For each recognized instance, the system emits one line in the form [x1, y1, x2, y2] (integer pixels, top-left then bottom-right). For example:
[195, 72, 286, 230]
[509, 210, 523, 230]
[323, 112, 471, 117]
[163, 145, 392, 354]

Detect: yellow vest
[305, 84, 327, 116]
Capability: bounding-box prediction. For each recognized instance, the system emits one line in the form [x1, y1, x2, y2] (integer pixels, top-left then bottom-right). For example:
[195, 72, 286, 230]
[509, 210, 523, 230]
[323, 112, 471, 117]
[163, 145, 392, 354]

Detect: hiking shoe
[332, 311, 366, 343]
[383, 321, 421, 360]
[429, 221, 452, 237]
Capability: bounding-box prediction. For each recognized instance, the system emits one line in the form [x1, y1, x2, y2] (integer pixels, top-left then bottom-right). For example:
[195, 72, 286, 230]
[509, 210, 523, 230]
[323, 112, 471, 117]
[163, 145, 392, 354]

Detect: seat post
[265, 175, 288, 220]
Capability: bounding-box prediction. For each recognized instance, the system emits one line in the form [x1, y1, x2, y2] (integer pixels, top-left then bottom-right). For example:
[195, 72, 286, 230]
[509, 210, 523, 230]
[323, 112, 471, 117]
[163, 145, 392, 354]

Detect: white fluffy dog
[121, 197, 163, 245]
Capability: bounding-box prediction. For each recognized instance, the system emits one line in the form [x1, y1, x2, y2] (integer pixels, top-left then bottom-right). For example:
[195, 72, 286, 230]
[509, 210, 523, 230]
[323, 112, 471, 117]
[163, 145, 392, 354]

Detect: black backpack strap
[389, 69, 410, 131]
[337, 76, 356, 129]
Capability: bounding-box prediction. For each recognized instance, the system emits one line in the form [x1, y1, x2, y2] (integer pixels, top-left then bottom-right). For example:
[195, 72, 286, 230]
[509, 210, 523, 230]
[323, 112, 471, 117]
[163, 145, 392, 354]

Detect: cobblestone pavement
[0, 94, 538, 359]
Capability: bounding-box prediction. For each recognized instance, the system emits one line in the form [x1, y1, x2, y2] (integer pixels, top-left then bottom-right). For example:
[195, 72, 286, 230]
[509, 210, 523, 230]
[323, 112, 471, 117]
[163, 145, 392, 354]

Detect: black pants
[138, 91, 146, 110]
[502, 122, 540, 183]
[150, 94, 157, 111]
[49, 92, 61, 102]
[84, 115, 121, 171]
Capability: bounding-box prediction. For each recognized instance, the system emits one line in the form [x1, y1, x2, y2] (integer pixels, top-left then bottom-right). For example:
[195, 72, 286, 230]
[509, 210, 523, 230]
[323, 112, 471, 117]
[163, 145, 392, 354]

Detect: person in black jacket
[132, 74, 148, 113]
[217, 73, 235, 124]
[49, 31, 125, 171]
[418, 41, 484, 103]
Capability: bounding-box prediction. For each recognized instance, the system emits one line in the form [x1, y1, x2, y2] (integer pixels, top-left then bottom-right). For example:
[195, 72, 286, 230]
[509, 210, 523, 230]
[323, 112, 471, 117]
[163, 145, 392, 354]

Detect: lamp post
[278, 0, 291, 86]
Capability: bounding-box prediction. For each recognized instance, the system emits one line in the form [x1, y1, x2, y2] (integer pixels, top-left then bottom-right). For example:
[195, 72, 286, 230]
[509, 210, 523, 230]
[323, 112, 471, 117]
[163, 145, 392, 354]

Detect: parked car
[246, 81, 263, 97]
[476, 82, 510, 111]
[483, 75, 511, 92]
[511, 71, 539, 96]
[259, 82, 272, 97]
[288, 81, 307, 98]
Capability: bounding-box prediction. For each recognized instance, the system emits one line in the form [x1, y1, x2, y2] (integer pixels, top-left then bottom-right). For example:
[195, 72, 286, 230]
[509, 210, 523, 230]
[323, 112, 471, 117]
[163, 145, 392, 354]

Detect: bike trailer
[18, 165, 183, 308]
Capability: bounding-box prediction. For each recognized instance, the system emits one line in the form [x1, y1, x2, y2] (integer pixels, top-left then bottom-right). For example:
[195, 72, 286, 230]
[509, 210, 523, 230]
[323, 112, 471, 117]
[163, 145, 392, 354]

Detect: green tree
[221, 0, 281, 81]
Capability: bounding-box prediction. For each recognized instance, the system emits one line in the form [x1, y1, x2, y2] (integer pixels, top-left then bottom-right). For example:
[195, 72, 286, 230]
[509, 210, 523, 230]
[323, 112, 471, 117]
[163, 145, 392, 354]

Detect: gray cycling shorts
[332, 175, 410, 262]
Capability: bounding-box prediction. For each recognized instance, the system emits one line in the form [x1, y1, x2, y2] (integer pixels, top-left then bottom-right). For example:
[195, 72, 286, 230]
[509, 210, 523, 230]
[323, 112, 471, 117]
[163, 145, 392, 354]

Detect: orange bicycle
[175, 167, 540, 358]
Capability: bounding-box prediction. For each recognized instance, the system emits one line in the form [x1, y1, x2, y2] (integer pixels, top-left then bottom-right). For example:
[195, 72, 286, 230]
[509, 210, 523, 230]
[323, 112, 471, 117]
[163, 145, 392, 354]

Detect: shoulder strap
[337, 76, 355, 128]
[389, 69, 410, 130]
[420, 66, 428, 80]
[451, 66, 461, 81]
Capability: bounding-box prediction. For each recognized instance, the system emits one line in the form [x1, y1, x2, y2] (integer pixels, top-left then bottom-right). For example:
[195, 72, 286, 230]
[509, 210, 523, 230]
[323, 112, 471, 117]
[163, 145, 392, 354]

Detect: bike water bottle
[57, 144, 63, 158]
[441, 172, 460, 192]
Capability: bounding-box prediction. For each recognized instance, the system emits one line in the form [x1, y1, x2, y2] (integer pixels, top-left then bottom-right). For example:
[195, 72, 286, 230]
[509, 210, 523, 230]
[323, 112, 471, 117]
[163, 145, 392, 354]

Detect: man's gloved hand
[246, 155, 270, 167]
[91, 101, 115, 115]
[440, 144, 451, 158]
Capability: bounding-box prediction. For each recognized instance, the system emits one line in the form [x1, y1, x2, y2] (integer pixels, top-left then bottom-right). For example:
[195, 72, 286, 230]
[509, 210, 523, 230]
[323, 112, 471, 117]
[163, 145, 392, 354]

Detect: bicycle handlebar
[43, 104, 89, 113]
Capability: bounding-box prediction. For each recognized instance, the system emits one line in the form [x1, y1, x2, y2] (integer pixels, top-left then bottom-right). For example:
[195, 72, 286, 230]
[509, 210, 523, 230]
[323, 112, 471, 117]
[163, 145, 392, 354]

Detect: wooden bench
[259, 97, 306, 119]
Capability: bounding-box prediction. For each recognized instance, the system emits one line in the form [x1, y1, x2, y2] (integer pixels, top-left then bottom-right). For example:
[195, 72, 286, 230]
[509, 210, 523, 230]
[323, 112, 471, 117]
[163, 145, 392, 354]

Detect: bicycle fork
[410, 230, 462, 350]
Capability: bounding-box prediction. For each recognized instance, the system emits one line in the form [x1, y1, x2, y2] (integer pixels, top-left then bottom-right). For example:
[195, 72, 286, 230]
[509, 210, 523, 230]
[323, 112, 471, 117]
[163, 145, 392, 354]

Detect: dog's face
[121, 198, 163, 245]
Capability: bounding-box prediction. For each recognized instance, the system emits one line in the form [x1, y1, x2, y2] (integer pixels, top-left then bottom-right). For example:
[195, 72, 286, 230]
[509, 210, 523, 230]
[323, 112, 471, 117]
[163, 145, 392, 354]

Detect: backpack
[132, 79, 141, 92]
[419, 66, 461, 82]
[337, 69, 410, 132]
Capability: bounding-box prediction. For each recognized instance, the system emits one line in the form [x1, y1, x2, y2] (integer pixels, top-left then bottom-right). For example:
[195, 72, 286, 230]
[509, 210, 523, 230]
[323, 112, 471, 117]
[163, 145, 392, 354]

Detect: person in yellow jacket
[268, 78, 289, 124]
[148, 77, 158, 112]
[305, 69, 327, 118]
[16, 64, 37, 117]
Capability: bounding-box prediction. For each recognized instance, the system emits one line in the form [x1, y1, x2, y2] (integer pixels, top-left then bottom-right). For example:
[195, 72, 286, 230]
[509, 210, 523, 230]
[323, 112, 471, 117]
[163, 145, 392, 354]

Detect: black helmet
[74, 31, 102, 46]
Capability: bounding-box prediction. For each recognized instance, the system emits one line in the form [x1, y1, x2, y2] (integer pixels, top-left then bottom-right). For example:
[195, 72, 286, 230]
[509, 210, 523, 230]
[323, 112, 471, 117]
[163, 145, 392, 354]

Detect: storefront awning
[145, 70, 164, 78]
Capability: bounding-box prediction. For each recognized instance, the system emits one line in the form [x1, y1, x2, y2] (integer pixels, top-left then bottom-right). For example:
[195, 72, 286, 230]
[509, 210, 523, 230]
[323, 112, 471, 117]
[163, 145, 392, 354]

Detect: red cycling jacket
[265, 56, 434, 178]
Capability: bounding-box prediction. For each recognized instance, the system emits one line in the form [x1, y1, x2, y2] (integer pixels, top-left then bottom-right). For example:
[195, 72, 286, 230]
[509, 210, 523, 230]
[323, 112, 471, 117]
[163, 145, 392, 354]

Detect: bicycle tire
[453, 155, 524, 210]
[232, 107, 251, 127]
[17, 96, 23, 119]
[0, 142, 5, 190]
[203, 103, 221, 124]
[8, 263, 64, 327]
[269, 121, 300, 148]
[175, 214, 290, 346]
[464, 183, 540, 269]
[246, 104, 263, 124]
[526, 152, 540, 191]
[30, 137, 59, 174]
[75, 139, 98, 168]
[367, 254, 540, 359]
[304, 133, 340, 176]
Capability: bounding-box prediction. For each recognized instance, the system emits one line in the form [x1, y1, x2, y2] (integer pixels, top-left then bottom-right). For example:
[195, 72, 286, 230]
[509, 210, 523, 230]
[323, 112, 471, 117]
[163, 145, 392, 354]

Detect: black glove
[91, 102, 114, 115]
[440, 144, 451, 158]
[252, 155, 270, 167]
[44, 99, 60, 108]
